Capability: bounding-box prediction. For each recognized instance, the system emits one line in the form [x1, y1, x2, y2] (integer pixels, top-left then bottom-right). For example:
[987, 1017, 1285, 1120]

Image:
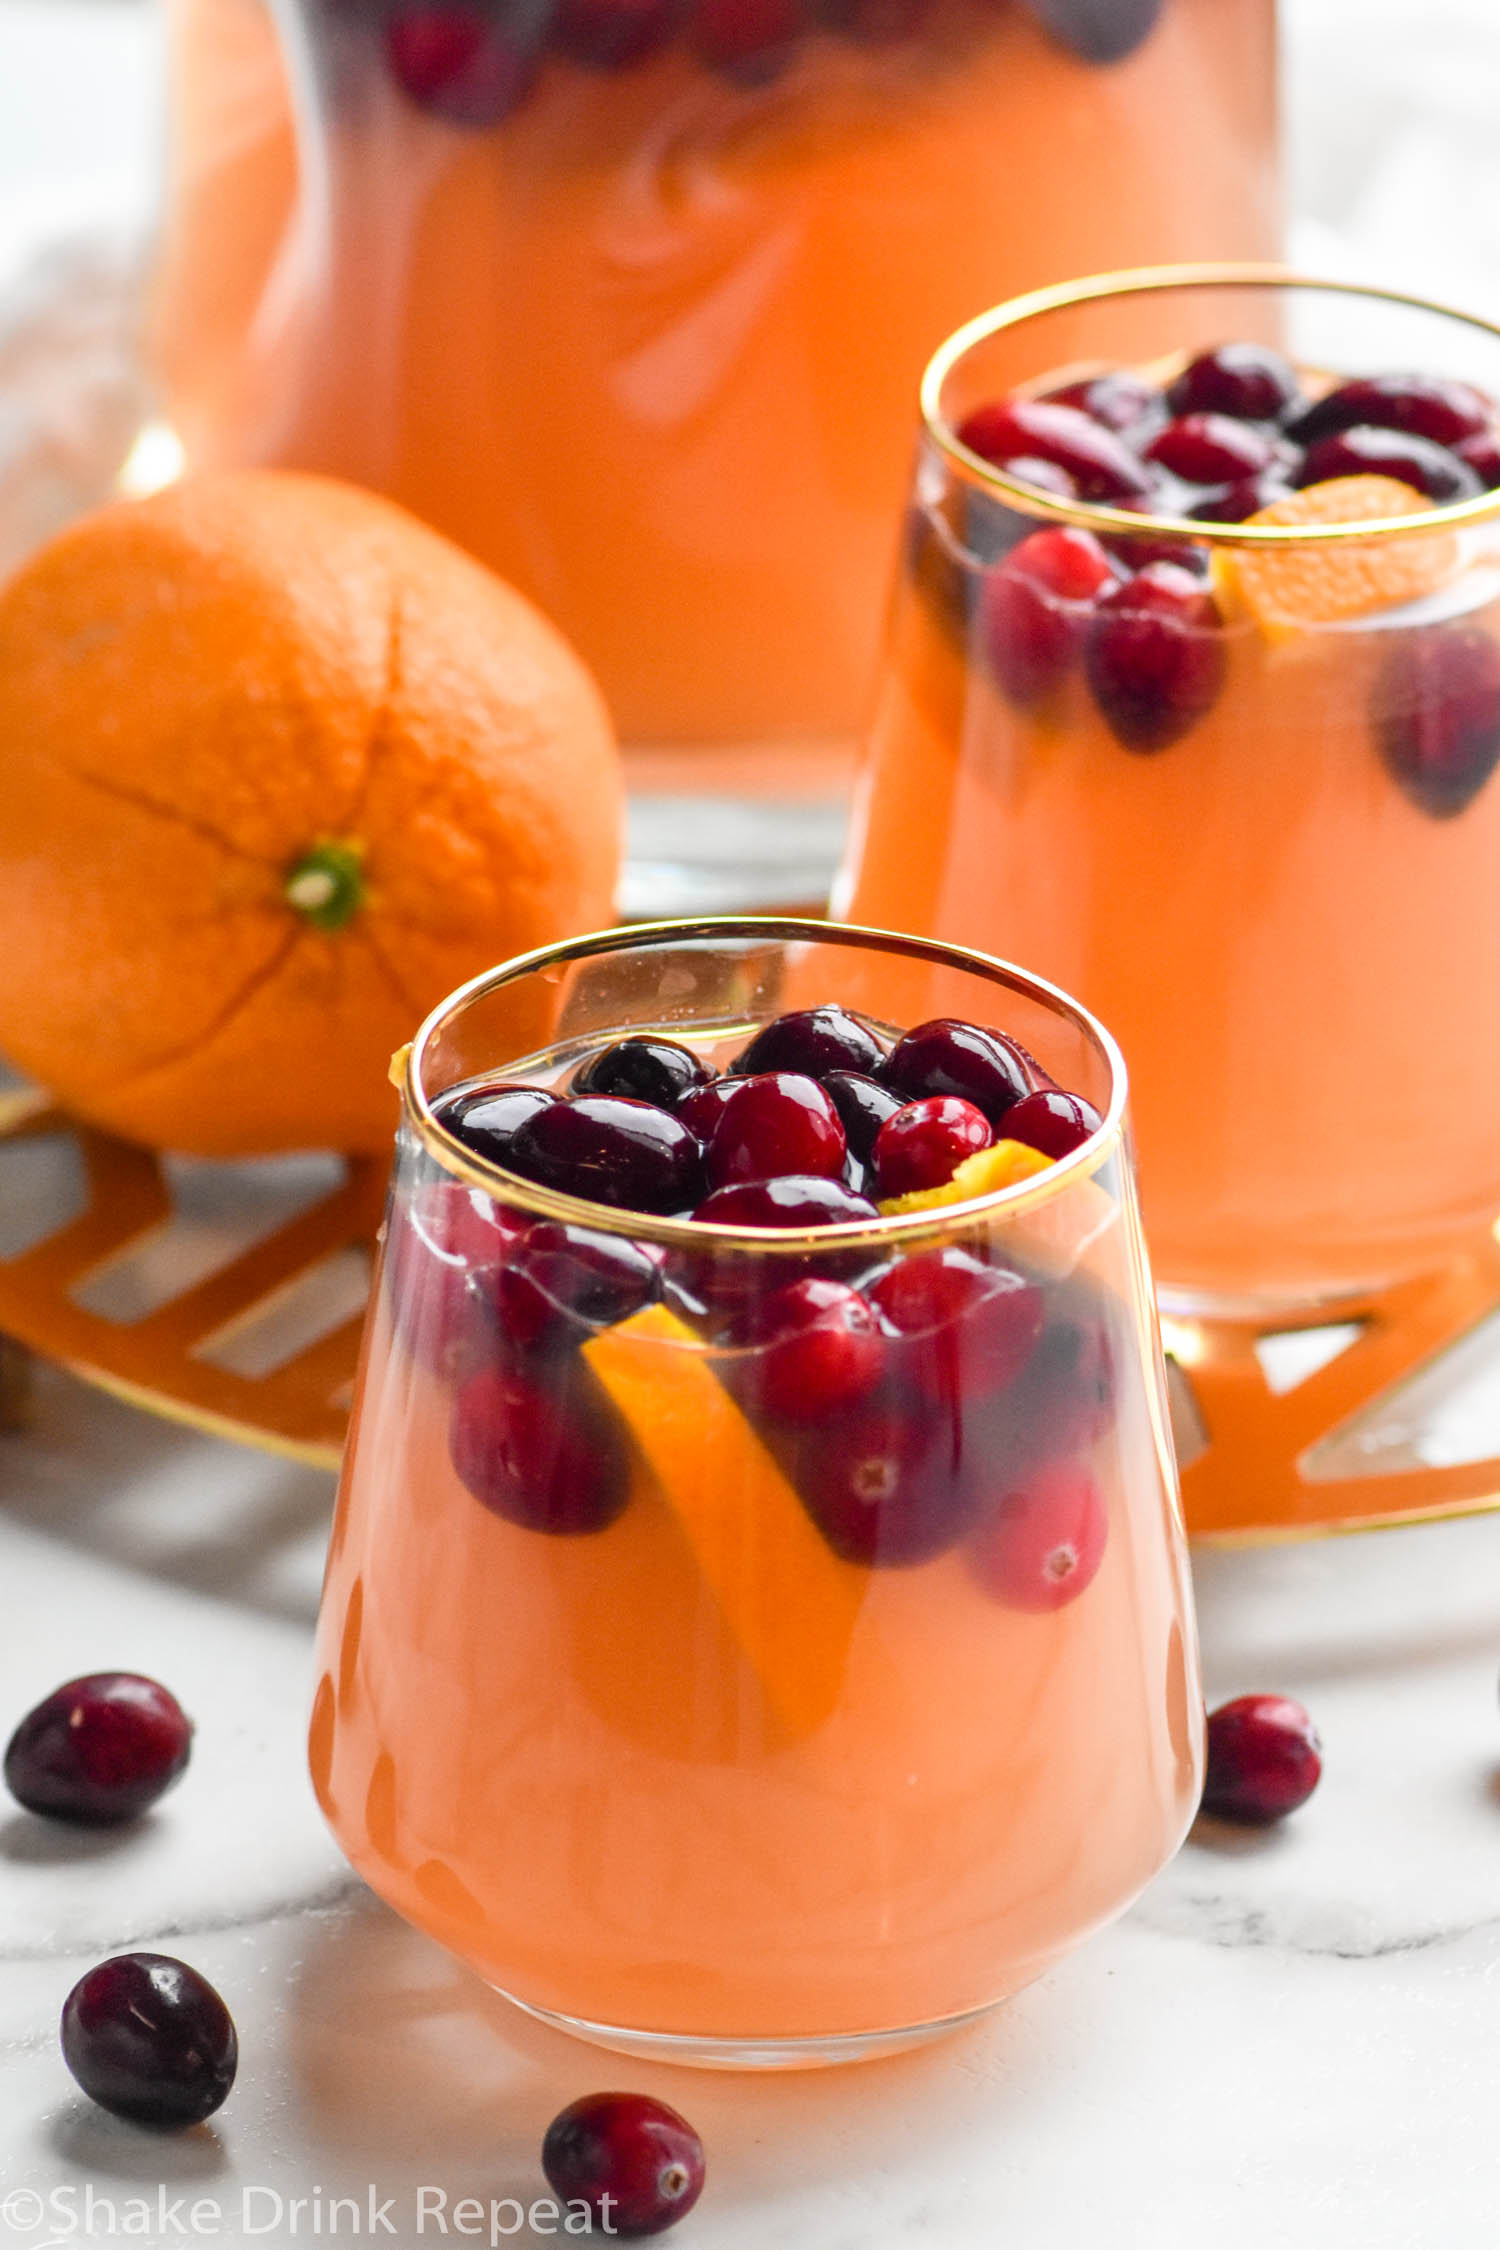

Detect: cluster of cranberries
[929, 342, 1500, 806]
[404, 1005, 1115, 1597]
[313, 0, 1164, 128]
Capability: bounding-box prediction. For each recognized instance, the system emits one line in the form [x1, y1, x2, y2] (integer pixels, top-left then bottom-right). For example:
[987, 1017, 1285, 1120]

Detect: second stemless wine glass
[840, 268, 1500, 1316]
[310, 918, 1200, 2067]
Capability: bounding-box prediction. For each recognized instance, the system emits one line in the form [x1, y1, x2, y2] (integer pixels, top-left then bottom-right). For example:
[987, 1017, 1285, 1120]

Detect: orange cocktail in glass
[310, 919, 1199, 2064]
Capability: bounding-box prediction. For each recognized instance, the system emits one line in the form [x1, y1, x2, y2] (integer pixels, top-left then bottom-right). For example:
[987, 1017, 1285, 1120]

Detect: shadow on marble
[46, 2100, 227, 2182]
[0, 1811, 160, 1870]
[1183, 1813, 1289, 1861]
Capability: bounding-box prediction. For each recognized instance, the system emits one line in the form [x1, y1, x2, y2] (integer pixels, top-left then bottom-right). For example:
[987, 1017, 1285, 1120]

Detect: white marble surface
[2, 1353, 1499, 2249]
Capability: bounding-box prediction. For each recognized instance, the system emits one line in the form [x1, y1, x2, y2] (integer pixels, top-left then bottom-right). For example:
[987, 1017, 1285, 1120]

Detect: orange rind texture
[1216, 474, 1458, 631]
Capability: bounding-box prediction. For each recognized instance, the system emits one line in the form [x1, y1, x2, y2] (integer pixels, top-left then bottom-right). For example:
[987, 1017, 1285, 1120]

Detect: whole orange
[0, 470, 622, 1155]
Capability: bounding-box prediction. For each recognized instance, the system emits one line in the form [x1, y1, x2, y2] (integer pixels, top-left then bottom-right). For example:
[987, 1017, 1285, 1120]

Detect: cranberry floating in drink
[312, 919, 1200, 2062]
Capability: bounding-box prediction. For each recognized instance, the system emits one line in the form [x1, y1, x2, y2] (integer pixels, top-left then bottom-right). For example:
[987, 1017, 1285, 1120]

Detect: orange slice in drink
[582, 1303, 866, 1738]
[877, 1138, 1053, 1216]
[1217, 475, 1458, 631]
[880, 1140, 1118, 1281]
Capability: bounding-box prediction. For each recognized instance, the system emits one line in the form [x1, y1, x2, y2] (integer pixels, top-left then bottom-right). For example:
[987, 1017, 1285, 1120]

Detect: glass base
[495, 1988, 1003, 2071]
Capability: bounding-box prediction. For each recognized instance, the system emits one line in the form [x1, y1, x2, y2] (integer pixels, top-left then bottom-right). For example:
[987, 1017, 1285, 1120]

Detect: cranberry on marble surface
[450, 1360, 629, 1532]
[1167, 342, 1302, 424]
[881, 1017, 1032, 1125]
[1084, 561, 1226, 753]
[1002, 1087, 1102, 1160]
[706, 1073, 846, 1189]
[61, 1954, 237, 2128]
[543, 2092, 705, 2237]
[1201, 1693, 1322, 1823]
[734, 1004, 883, 1081]
[507, 1095, 703, 1214]
[6, 1675, 192, 1825]
[956, 399, 1153, 505]
[872, 1095, 991, 1199]
[981, 524, 1117, 704]
[967, 1461, 1108, 1610]
[1373, 624, 1500, 819]
[572, 1036, 710, 1109]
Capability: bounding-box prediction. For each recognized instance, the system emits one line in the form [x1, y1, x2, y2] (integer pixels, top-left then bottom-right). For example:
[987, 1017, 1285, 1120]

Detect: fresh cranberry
[967, 1462, 1108, 1610]
[734, 1004, 883, 1081]
[822, 1070, 905, 1161]
[998, 455, 1079, 499]
[674, 1078, 739, 1141]
[1104, 528, 1210, 573]
[485, 1221, 659, 1351]
[438, 1083, 557, 1168]
[1011, 1289, 1118, 1457]
[881, 1017, 1031, 1125]
[1456, 429, 1500, 486]
[1201, 1693, 1322, 1823]
[1167, 343, 1301, 423]
[450, 1361, 629, 1532]
[1045, 369, 1161, 433]
[736, 1277, 884, 1421]
[1190, 475, 1296, 523]
[61, 1955, 237, 2128]
[387, 1181, 523, 1380]
[1290, 372, 1493, 451]
[5, 1675, 192, 1825]
[869, 1248, 1042, 1405]
[706, 1073, 845, 1189]
[1084, 561, 1226, 753]
[1025, 0, 1163, 64]
[1001, 1087, 1101, 1159]
[822, 0, 931, 42]
[507, 1096, 703, 1214]
[790, 1397, 979, 1566]
[1373, 624, 1500, 819]
[542, 2092, 705, 2237]
[1145, 412, 1278, 485]
[550, 0, 679, 64]
[573, 1037, 710, 1109]
[956, 399, 1153, 505]
[1296, 426, 1480, 505]
[871, 1096, 991, 1199]
[693, 1176, 878, 1228]
[980, 524, 1117, 705]
[693, 0, 801, 77]
[385, 6, 533, 124]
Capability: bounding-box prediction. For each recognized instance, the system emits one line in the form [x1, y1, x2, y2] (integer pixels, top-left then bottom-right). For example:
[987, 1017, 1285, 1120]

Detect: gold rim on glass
[922, 262, 1500, 546]
[403, 916, 1127, 1253]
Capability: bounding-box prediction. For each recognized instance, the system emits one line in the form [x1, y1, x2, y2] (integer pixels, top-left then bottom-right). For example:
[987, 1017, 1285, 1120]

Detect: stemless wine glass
[839, 268, 1500, 1315]
[310, 918, 1200, 2067]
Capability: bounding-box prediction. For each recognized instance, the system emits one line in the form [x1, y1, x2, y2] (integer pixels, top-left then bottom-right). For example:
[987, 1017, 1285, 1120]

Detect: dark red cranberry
[955, 399, 1153, 505]
[1167, 342, 1301, 424]
[1004, 1287, 1118, 1460]
[871, 1096, 990, 1199]
[6, 1675, 192, 1825]
[980, 524, 1116, 705]
[1296, 426, 1480, 505]
[1373, 624, 1500, 819]
[822, 1070, 905, 1161]
[998, 455, 1078, 498]
[573, 1036, 710, 1109]
[1024, 0, 1163, 65]
[1190, 475, 1295, 524]
[1145, 412, 1277, 485]
[1084, 561, 1226, 753]
[881, 1017, 1032, 1125]
[1456, 429, 1500, 487]
[790, 1398, 979, 1566]
[1001, 1087, 1102, 1159]
[869, 1248, 1042, 1406]
[385, 6, 533, 124]
[550, 0, 679, 64]
[736, 1277, 883, 1421]
[485, 1221, 659, 1351]
[693, 0, 801, 78]
[542, 2092, 704, 2237]
[734, 1004, 883, 1081]
[387, 1181, 524, 1381]
[1290, 372, 1493, 451]
[693, 1176, 878, 1228]
[507, 1096, 702, 1215]
[706, 1073, 846, 1189]
[674, 1077, 739, 1141]
[61, 1955, 237, 2128]
[450, 1360, 629, 1531]
[1103, 528, 1210, 572]
[439, 1083, 557, 1168]
[1045, 369, 1160, 433]
[822, 0, 931, 42]
[1201, 1693, 1322, 1823]
[967, 1462, 1108, 1610]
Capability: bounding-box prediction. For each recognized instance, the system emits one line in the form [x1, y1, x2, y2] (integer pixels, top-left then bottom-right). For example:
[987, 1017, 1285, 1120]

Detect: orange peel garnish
[876, 1139, 1053, 1216]
[1215, 475, 1458, 631]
